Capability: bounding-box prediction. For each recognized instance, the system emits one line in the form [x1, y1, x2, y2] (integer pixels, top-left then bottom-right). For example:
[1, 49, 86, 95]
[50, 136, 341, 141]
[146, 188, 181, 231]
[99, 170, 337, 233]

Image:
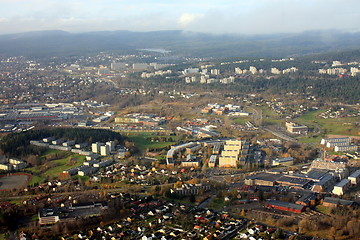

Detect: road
[262, 127, 297, 142]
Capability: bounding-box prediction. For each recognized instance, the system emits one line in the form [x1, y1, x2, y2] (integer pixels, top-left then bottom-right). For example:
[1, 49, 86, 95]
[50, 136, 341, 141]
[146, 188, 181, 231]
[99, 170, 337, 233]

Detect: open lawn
[127, 133, 178, 153]
[28, 175, 45, 186]
[296, 110, 360, 137]
[232, 117, 252, 125]
[27, 152, 86, 184]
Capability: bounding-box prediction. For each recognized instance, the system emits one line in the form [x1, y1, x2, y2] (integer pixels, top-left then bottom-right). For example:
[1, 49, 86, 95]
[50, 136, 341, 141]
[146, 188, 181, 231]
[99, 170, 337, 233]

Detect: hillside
[1, 30, 360, 58]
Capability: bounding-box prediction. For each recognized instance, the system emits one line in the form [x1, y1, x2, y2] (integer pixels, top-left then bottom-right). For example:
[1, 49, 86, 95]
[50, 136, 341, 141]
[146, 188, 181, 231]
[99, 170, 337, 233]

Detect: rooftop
[335, 179, 351, 188]
[323, 197, 355, 206]
[246, 172, 281, 182]
[349, 169, 360, 179]
[267, 200, 305, 211]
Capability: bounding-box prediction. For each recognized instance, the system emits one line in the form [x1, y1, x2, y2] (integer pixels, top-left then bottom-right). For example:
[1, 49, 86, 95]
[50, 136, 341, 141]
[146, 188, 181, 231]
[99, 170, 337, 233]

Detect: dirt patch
[0, 173, 31, 191]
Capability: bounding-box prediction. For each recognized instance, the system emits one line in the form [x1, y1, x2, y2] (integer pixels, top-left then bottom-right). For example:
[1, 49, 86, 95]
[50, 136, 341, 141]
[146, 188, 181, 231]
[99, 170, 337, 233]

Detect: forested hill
[0, 128, 123, 157]
[1, 30, 360, 58]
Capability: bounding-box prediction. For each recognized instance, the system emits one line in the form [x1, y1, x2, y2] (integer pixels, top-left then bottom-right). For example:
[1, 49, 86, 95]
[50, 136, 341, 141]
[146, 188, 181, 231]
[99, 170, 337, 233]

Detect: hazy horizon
[0, 0, 359, 35]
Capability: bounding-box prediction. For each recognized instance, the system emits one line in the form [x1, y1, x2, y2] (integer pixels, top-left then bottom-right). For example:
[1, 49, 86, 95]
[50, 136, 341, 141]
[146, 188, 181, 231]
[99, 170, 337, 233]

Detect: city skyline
[0, 0, 360, 35]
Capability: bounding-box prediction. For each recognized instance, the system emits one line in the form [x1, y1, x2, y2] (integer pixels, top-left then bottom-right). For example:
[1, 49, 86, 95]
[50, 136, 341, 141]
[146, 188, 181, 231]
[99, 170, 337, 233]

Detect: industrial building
[332, 179, 351, 195]
[348, 170, 360, 185]
[265, 200, 305, 213]
[272, 157, 294, 166]
[245, 172, 281, 186]
[323, 197, 355, 208]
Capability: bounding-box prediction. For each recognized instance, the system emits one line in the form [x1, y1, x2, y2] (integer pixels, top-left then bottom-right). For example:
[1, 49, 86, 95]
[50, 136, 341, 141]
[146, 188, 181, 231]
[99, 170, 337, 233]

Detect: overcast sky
[0, 0, 359, 35]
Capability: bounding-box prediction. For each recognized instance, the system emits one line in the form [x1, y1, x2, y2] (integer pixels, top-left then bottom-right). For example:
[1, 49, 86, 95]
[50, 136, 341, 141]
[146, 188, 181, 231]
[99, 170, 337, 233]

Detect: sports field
[0, 174, 30, 190]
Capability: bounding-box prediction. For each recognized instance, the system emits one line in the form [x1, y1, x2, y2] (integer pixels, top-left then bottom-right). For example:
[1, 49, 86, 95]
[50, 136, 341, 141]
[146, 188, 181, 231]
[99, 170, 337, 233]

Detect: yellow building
[219, 139, 243, 168]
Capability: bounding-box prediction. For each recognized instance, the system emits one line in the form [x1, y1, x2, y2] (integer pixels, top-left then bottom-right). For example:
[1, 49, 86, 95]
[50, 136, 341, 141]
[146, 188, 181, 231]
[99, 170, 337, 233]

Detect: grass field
[296, 110, 360, 137]
[127, 133, 178, 153]
[27, 151, 86, 185]
[232, 117, 252, 125]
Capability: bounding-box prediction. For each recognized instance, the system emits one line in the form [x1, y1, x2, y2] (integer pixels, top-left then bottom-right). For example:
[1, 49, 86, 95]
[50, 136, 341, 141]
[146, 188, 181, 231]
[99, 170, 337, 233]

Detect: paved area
[0, 174, 29, 190]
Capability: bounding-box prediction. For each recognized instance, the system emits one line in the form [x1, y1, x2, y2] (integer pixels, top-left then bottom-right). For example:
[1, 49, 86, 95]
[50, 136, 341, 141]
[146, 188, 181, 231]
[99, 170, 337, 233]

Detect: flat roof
[276, 176, 310, 186]
[246, 172, 281, 182]
[306, 169, 329, 180]
[267, 200, 305, 210]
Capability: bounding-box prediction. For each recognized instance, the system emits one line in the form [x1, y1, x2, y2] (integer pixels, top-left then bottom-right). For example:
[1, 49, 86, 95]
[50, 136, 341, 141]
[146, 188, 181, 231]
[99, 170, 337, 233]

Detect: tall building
[219, 139, 242, 168]
[100, 145, 110, 156]
[210, 69, 220, 75]
[271, 68, 281, 74]
[92, 142, 104, 154]
[249, 66, 257, 74]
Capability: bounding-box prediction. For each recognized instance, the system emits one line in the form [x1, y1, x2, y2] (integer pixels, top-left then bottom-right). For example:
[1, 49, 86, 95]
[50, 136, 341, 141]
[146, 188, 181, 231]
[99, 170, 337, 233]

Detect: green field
[232, 117, 252, 125]
[27, 151, 86, 185]
[296, 110, 360, 137]
[127, 133, 178, 153]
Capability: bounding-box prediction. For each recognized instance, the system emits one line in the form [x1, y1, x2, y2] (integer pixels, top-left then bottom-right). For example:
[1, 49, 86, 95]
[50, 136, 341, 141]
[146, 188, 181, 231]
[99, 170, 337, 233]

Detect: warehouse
[245, 172, 281, 186]
[266, 200, 305, 213]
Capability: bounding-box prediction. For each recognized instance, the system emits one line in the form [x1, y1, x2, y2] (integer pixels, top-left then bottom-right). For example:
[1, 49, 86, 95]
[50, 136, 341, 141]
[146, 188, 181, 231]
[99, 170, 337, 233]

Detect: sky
[0, 0, 359, 35]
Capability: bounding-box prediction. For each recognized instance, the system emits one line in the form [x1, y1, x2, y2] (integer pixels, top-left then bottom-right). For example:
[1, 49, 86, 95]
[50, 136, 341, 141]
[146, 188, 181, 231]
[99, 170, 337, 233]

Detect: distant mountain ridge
[0, 30, 360, 58]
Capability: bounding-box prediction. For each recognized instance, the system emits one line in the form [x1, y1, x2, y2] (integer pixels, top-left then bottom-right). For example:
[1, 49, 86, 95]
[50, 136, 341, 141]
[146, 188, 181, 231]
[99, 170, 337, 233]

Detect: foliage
[0, 127, 123, 158]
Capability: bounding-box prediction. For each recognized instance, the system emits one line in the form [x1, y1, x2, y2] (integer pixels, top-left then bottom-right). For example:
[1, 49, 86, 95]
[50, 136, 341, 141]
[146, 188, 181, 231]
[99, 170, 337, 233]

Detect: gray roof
[349, 169, 360, 179]
[306, 169, 329, 180]
[246, 172, 281, 182]
[267, 200, 305, 210]
[323, 197, 354, 206]
[296, 193, 316, 204]
[276, 176, 310, 186]
[335, 179, 351, 188]
[315, 174, 334, 186]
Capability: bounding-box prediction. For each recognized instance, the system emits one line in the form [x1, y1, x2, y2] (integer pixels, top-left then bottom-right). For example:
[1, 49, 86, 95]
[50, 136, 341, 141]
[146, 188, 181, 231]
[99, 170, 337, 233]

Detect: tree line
[0, 127, 124, 158]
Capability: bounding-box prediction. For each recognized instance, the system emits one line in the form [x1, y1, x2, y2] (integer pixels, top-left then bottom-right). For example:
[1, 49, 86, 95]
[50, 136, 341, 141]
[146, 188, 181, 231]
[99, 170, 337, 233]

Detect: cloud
[178, 13, 203, 27]
[0, 0, 360, 34]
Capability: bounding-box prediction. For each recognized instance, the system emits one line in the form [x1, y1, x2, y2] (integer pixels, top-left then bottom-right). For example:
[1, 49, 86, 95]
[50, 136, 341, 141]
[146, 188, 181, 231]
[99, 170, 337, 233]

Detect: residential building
[209, 155, 217, 168]
[100, 145, 110, 156]
[218, 139, 242, 168]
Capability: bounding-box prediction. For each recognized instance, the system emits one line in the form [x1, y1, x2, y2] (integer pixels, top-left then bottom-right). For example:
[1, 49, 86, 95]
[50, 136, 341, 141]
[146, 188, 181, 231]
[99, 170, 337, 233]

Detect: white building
[100, 145, 110, 156]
